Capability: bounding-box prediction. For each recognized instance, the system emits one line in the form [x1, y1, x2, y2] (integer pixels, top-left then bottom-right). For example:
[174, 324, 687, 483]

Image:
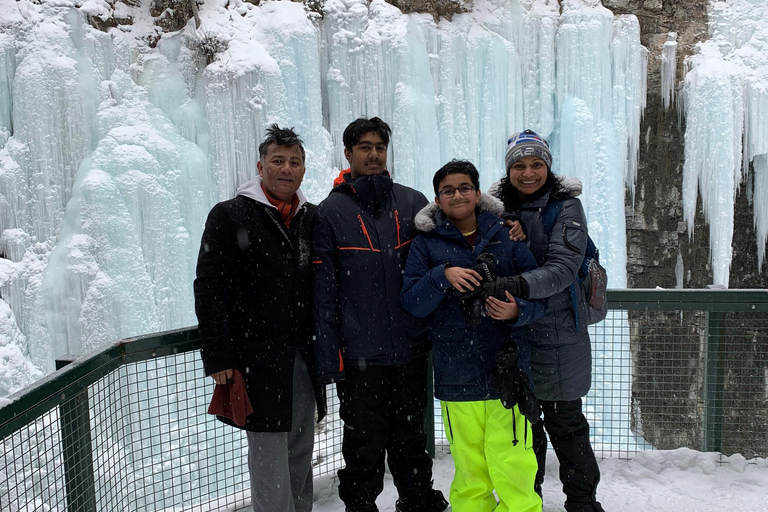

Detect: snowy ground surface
[231, 449, 768, 512]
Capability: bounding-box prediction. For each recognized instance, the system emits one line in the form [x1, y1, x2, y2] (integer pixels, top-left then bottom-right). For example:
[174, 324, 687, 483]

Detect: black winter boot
[564, 499, 605, 512]
[345, 504, 378, 512]
[395, 489, 449, 512]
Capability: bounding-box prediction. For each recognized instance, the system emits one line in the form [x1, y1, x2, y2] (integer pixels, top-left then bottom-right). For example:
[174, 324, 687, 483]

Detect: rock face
[603, 0, 766, 290]
[605, 0, 768, 458]
[604, 0, 710, 289]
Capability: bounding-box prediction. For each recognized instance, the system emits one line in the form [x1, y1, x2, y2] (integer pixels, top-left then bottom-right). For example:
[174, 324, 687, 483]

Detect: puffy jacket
[490, 176, 592, 401]
[312, 170, 430, 383]
[195, 177, 326, 432]
[400, 194, 546, 402]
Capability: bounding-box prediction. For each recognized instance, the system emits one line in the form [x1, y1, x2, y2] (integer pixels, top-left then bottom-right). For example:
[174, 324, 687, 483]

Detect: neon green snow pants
[441, 400, 541, 512]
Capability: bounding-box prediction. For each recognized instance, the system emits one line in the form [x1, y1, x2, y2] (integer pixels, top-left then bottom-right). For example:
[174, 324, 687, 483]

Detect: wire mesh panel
[0, 348, 345, 512]
[433, 302, 768, 461]
[314, 384, 344, 477]
[587, 309, 648, 457]
[0, 410, 65, 510]
[89, 353, 251, 512]
[2, 291, 768, 511]
[628, 310, 768, 458]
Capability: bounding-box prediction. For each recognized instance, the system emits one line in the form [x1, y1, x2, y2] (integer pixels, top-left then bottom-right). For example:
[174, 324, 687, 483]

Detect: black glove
[495, 342, 540, 424]
[446, 253, 497, 300]
[482, 274, 530, 301]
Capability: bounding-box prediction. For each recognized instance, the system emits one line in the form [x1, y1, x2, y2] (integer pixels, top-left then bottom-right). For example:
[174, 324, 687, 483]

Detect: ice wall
[321, 0, 442, 193]
[200, 0, 333, 201]
[0, 0, 646, 381]
[681, 0, 768, 285]
[0, 3, 218, 373]
[552, 1, 646, 287]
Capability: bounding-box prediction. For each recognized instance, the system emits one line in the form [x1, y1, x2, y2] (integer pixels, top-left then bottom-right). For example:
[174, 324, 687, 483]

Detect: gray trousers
[247, 353, 316, 512]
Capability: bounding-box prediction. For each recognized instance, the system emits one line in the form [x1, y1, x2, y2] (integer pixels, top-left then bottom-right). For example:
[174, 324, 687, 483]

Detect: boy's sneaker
[395, 489, 449, 512]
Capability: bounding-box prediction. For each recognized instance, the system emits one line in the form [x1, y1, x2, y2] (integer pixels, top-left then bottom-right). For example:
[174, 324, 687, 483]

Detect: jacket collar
[332, 169, 393, 213]
[415, 193, 505, 233]
[235, 176, 307, 209]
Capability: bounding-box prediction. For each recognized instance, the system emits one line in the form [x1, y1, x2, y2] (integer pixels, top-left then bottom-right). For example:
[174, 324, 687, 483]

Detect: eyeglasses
[438, 185, 476, 198]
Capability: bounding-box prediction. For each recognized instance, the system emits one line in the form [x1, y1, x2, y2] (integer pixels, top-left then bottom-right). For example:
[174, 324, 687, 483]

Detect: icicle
[612, 15, 647, 204]
[661, 32, 678, 110]
[754, 155, 768, 271]
[681, 0, 768, 284]
[0, 34, 15, 149]
[682, 43, 744, 287]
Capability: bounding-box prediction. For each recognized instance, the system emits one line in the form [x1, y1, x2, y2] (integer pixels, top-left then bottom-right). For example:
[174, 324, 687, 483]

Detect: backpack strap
[541, 200, 565, 238]
[541, 199, 582, 329]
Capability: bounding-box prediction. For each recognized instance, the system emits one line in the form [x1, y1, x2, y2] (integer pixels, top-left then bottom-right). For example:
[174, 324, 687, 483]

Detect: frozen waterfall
[682, 0, 768, 285]
[0, 0, 648, 387]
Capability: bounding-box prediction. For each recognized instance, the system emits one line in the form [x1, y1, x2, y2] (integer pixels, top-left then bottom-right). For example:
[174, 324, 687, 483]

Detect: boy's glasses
[438, 185, 476, 198]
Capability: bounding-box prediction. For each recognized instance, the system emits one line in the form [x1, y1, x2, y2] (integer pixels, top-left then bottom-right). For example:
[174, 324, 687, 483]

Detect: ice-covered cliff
[1, 0, 647, 388]
[681, 0, 768, 286]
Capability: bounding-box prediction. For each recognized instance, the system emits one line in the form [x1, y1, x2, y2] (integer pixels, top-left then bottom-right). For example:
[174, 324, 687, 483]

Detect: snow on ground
[305, 449, 768, 512]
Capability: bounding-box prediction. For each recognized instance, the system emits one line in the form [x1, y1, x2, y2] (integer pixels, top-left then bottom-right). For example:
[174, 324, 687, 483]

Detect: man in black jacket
[313, 117, 448, 512]
[195, 125, 326, 512]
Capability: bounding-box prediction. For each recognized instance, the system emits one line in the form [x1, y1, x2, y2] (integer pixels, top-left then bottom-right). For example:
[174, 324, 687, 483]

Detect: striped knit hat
[505, 129, 552, 172]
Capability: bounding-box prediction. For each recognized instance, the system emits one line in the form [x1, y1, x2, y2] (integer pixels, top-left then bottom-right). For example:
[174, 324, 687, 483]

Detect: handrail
[606, 288, 768, 311]
[0, 326, 202, 440]
[3, 289, 767, 439]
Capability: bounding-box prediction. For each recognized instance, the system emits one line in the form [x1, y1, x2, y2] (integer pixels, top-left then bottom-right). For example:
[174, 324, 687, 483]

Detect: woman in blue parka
[489, 130, 605, 512]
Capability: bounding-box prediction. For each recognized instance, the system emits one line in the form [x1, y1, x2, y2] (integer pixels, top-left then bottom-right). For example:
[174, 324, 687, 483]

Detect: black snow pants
[336, 355, 435, 511]
[532, 398, 605, 512]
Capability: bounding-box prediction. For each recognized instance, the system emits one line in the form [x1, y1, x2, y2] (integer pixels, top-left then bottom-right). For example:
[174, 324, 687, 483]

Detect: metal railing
[1, 289, 767, 512]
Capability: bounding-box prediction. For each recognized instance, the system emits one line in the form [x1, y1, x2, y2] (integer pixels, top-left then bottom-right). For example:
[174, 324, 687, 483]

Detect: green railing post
[703, 312, 725, 453]
[56, 356, 97, 512]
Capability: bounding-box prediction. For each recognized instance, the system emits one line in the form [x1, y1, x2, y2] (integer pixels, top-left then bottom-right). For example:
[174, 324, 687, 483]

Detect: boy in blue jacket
[401, 159, 545, 512]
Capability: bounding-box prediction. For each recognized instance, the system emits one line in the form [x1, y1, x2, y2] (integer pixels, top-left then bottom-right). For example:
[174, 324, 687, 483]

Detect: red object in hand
[207, 369, 254, 426]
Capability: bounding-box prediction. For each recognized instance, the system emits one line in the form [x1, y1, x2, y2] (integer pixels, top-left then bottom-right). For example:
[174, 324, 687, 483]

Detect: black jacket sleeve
[194, 202, 239, 376]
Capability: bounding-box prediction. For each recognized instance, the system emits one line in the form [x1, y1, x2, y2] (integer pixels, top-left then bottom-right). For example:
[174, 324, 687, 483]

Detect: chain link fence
[2, 290, 767, 511]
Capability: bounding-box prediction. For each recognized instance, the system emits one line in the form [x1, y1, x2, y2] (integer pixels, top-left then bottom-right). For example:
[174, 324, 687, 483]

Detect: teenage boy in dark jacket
[195, 125, 326, 512]
[401, 159, 545, 512]
[313, 117, 448, 512]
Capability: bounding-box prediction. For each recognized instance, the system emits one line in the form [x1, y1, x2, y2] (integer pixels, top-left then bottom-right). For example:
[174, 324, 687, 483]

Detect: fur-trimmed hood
[415, 193, 505, 232]
[488, 175, 583, 202]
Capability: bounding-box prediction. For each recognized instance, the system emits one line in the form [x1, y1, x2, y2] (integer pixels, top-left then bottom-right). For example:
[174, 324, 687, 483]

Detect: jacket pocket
[562, 221, 587, 254]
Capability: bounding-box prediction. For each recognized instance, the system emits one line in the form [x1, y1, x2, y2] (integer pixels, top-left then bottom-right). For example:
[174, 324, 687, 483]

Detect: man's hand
[505, 219, 526, 241]
[212, 369, 234, 385]
[486, 291, 519, 320]
[445, 266, 482, 293]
